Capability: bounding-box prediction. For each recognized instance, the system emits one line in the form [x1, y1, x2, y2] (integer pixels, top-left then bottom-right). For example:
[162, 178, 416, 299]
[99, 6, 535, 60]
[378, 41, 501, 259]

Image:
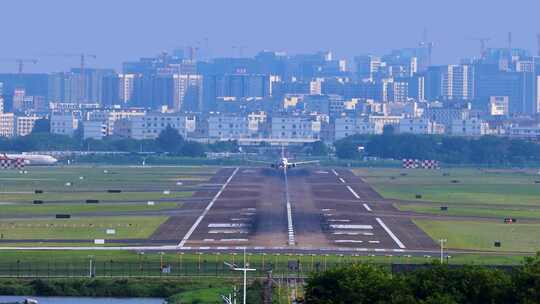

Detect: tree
[31, 118, 50, 134]
[308, 141, 329, 156]
[156, 125, 184, 153]
[383, 124, 396, 135]
[181, 141, 206, 157]
[513, 252, 540, 303]
[305, 264, 397, 303]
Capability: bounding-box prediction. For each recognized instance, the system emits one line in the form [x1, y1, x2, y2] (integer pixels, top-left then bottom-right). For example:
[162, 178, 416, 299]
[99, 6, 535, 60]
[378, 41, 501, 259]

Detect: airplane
[1, 153, 58, 167]
[251, 146, 319, 171]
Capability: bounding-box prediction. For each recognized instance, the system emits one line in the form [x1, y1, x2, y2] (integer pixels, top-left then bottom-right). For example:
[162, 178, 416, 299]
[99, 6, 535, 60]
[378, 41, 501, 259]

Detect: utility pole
[439, 239, 447, 263]
[225, 248, 256, 304]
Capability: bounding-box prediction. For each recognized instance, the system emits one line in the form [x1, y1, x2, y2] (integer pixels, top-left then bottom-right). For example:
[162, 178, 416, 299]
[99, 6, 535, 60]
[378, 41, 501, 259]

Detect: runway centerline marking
[332, 169, 339, 176]
[376, 217, 406, 249]
[284, 168, 295, 246]
[363, 203, 372, 212]
[339, 177, 346, 183]
[178, 168, 239, 247]
[346, 186, 360, 199]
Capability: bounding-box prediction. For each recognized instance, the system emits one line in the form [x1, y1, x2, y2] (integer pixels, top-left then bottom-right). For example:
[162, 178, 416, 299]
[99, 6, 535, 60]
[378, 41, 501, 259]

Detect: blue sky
[1, 0, 538, 72]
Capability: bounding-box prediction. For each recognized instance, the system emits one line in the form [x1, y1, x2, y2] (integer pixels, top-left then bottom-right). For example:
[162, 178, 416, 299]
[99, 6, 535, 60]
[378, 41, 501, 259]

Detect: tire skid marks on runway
[178, 168, 239, 247]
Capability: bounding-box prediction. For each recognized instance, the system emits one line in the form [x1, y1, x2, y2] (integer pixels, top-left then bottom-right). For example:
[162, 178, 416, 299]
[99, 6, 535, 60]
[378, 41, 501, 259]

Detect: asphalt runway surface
[3, 166, 519, 256]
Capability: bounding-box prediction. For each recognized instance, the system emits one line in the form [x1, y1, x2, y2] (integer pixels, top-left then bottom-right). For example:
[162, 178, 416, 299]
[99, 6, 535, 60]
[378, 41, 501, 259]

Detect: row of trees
[304, 253, 540, 304]
[0, 124, 239, 157]
[335, 132, 540, 165]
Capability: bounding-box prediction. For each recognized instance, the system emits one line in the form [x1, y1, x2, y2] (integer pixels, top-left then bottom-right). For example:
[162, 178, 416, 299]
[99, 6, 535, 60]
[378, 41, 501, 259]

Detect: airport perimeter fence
[0, 254, 399, 279]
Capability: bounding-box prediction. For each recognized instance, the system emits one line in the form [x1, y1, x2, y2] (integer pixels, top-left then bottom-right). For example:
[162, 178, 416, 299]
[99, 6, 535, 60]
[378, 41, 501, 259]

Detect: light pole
[225, 248, 256, 304]
[439, 239, 447, 263]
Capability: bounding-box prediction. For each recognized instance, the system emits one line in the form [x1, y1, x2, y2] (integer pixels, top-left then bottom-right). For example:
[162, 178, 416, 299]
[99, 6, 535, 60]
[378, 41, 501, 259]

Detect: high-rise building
[173, 74, 203, 111]
[441, 65, 474, 101]
[355, 55, 381, 81]
[475, 64, 536, 114]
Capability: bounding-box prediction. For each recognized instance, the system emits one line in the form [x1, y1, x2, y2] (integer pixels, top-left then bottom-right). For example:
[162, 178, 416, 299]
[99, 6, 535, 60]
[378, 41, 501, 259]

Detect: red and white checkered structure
[0, 155, 25, 169]
[402, 159, 440, 169]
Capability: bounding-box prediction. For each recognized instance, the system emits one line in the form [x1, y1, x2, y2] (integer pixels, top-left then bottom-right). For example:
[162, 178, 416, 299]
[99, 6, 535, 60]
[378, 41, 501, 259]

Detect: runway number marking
[178, 168, 239, 248]
[376, 218, 406, 249]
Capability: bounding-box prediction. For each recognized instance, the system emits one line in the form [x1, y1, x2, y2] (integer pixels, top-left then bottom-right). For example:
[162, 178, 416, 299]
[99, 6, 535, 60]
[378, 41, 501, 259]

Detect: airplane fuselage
[5, 154, 58, 165]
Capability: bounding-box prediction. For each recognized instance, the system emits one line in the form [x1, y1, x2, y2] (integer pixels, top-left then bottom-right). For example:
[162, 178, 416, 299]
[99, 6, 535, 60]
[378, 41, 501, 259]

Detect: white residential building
[399, 118, 445, 135]
[508, 125, 540, 139]
[271, 115, 322, 140]
[83, 120, 107, 140]
[87, 110, 145, 135]
[334, 115, 402, 140]
[50, 112, 79, 136]
[0, 113, 14, 137]
[128, 113, 195, 140]
[208, 115, 251, 140]
[16, 115, 41, 136]
[450, 118, 489, 136]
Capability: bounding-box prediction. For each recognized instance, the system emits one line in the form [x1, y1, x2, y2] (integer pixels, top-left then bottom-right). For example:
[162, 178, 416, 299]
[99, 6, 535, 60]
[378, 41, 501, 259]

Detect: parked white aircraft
[2, 153, 58, 166]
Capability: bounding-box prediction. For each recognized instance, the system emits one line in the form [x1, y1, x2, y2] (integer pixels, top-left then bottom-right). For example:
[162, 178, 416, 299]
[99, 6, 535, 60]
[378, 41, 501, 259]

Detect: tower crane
[467, 37, 491, 59]
[0, 58, 38, 74]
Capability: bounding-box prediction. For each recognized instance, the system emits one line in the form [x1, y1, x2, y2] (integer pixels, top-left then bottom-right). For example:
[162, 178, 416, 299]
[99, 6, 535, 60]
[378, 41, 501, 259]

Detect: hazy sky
[1, 0, 539, 73]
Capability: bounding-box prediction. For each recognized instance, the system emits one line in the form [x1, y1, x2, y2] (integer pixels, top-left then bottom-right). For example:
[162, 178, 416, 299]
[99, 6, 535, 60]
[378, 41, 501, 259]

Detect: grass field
[0, 250, 530, 267]
[397, 203, 540, 219]
[355, 168, 540, 220]
[0, 166, 217, 192]
[414, 219, 540, 253]
[0, 191, 193, 203]
[0, 202, 179, 215]
[355, 168, 540, 206]
[0, 216, 167, 240]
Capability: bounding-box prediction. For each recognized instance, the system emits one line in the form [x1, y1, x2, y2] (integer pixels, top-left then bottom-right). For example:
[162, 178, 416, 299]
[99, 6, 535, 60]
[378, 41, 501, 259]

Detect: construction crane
[467, 37, 491, 59]
[0, 58, 38, 74]
[46, 53, 96, 102]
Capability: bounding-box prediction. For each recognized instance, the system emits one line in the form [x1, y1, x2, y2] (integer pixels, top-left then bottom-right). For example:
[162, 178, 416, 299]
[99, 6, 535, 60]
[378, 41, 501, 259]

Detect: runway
[0, 166, 457, 255]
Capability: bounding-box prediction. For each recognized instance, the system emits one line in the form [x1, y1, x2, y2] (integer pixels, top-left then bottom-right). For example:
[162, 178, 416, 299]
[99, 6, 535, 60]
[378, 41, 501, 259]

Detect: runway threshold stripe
[346, 186, 360, 199]
[375, 217, 406, 249]
[177, 168, 239, 247]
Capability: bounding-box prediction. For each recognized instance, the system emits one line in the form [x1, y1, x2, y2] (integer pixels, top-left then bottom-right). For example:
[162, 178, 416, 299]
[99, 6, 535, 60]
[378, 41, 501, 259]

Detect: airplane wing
[290, 160, 320, 166]
[245, 159, 274, 165]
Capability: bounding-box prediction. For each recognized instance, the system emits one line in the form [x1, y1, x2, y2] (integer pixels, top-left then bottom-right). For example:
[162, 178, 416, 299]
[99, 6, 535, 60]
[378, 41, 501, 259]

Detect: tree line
[334, 132, 540, 165]
[303, 253, 540, 304]
[0, 122, 239, 157]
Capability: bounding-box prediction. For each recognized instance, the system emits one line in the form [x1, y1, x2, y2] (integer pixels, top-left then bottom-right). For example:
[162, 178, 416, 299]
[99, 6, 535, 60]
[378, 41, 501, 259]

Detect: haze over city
[2, 0, 540, 72]
[1, 1, 540, 303]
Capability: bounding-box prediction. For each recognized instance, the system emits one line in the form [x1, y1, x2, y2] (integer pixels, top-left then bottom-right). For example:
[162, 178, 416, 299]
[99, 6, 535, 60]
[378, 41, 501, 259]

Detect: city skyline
[1, 0, 540, 72]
